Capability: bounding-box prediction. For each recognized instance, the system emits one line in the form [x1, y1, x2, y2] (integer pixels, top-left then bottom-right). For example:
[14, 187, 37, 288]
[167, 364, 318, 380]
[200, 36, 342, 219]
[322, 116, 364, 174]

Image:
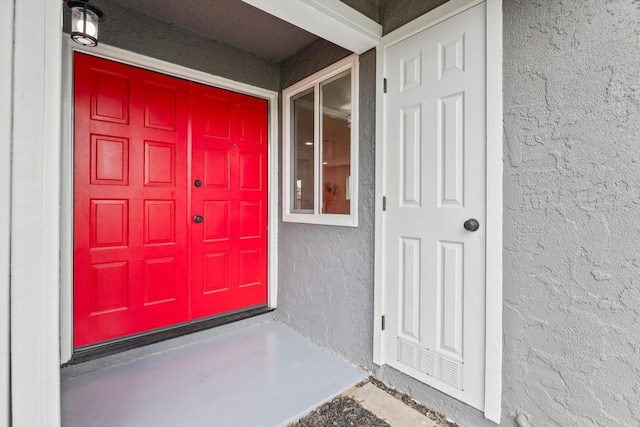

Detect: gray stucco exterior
[379, 0, 448, 34]
[279, 1, 640, 426]
[61, 0, 640, 425]
[66, 0, 281, 91]
[276, 40, 377, 367]
[500, 1, 640, 425]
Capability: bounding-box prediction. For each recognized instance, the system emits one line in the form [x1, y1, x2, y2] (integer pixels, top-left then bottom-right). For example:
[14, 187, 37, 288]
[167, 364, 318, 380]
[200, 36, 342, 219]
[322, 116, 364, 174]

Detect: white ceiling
[109, 0, 320, 62]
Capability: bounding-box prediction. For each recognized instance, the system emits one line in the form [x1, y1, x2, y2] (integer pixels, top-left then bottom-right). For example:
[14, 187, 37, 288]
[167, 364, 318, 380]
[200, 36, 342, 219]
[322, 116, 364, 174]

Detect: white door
[381, 3, 486, 410]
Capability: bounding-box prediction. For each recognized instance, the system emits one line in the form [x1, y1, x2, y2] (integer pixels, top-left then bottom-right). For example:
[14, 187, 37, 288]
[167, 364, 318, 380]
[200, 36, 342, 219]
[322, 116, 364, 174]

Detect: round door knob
[193, 215, 204, 224]
[194, 179, 203, 187]
[464, 218, 480, 232]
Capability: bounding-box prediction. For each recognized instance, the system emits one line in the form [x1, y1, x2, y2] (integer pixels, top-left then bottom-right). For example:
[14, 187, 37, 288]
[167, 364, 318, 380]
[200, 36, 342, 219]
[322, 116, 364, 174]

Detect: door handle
[463, 218, 479, 232]
[193, 215, 204, 224]
[194, 179, 202, 187]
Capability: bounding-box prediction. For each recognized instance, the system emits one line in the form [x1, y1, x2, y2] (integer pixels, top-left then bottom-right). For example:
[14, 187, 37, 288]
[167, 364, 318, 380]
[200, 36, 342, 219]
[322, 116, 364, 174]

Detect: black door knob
[194, 179, 203, 187]
[193, 215, 204, 224]
[464, 218, 479, 232]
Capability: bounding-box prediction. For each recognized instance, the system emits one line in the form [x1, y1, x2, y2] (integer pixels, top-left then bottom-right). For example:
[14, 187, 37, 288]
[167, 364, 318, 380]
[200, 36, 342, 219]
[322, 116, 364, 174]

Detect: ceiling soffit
[107, 0, 381, 63]
[108, 0, 319, 62]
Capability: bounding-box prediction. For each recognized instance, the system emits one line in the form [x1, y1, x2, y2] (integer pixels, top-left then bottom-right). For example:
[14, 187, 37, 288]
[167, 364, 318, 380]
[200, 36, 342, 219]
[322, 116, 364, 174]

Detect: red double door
[73, 53, 268, 347]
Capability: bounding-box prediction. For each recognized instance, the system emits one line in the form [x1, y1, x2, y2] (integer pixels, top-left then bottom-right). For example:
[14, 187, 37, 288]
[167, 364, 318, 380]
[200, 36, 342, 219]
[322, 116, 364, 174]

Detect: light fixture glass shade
[65, 1, 105, 47]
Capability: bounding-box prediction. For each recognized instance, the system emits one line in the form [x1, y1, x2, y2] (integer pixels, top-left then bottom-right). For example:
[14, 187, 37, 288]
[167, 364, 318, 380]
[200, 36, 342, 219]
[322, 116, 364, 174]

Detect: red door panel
[190, 84, 268, 319]
[74, 53, 268, 347]
[74, 53, 189, 346]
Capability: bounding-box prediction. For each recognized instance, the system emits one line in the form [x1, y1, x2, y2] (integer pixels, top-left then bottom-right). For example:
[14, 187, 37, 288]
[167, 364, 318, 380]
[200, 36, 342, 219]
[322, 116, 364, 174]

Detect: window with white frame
[283, 55, 358, 227]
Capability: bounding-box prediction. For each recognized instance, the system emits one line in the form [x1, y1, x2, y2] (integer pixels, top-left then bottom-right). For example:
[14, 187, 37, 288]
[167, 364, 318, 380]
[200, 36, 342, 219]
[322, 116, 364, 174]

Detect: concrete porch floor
[61, 320, 367, 427]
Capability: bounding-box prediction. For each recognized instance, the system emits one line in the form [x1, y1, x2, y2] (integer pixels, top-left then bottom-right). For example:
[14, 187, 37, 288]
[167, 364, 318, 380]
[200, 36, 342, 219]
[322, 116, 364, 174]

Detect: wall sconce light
[64, 0, 105, 47]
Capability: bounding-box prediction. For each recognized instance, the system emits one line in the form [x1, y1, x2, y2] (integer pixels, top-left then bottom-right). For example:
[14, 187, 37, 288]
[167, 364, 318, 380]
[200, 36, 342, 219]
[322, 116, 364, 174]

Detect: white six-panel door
[380, 3, 487, 410]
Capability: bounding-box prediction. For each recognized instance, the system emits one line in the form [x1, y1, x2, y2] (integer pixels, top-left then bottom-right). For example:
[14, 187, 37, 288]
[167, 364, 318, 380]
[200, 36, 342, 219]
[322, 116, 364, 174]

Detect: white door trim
[10, 0, 63, 425]
[373, 0, 503, 422]
[0, 1, 13, 425]
[60, 39, 280, 364]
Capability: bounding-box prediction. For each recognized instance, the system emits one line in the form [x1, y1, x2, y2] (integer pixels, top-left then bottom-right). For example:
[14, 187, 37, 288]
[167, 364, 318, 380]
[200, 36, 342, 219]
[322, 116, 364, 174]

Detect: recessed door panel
[204, 201, 230, 241]
[91, 261, 128, 314]
[74, 53, 268, 347]
[240, 152, 262, 190]
[145, 82, 177, 131]
[400, 237, 421, 341]
[203, 96, 231, 139]
[438, 93, 464, 206]
[91, 70, 129, 124]
[145, 141, 175, 186]
[190, 83, 268, 319]
[74, 53, 189, 347]
[239, 201, 261, 239]
[90, 135, 129, 185]
[437, 241, 464, 358]
[144, 257, 176, 304]
[239, 249, 261, 287]
[400, 105, 421, 206]
[239, 104, 265, 144]
[144, 200, 175, 244]
[203, 252, 229, 294]
[90, 200, 128, 248]
[204, 149, 230, 188]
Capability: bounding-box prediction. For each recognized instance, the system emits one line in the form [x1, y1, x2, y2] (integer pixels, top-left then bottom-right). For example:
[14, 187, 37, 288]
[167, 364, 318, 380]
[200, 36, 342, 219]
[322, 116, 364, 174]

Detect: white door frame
[9, 1, 63, 425]
[373, 0, 503, 422]
[0, 2, 13, 425]
[60, 39, 280, 364]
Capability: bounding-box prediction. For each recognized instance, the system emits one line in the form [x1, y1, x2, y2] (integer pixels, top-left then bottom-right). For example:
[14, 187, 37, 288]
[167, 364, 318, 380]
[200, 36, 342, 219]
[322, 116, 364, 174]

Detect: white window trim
[60, 39, 280, 364]
[282, 54, 359, 227]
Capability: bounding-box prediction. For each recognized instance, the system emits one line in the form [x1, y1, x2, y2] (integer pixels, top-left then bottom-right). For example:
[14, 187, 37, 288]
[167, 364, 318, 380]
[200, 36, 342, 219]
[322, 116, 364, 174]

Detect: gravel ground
[290, 395, 390, 427]
[289, 378, 459, 427]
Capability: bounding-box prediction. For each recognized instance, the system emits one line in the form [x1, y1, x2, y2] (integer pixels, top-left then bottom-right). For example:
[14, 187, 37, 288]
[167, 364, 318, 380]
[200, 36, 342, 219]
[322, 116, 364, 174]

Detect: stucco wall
[339, 0, 450, 34]
[379, 0, 448, 34]
[339, 0, 379, 22]
[64, 0, 280, 91]
[276, 40, 377, 367]
[501, 1, 640, 425]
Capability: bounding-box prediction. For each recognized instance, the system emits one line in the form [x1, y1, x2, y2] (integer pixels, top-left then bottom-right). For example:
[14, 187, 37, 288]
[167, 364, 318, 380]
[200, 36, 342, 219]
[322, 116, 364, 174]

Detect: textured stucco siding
[501, 0, 640, 425]
[379, 0, 449, 34]
[340, 0, 449, 34]
[339, 0, 380, 22]
[276, 40, 377, 367]
[64, 0, 280, 91]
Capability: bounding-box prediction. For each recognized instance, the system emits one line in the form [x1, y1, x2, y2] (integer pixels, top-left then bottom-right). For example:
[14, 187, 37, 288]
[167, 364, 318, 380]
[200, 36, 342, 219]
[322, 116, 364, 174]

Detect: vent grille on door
[397, 337, 463, 390]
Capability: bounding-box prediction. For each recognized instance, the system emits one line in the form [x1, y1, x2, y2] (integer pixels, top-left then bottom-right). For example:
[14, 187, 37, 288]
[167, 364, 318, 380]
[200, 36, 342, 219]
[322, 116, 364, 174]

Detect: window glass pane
[292, 89, 315, 212]
[320, 71, 351, 215]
